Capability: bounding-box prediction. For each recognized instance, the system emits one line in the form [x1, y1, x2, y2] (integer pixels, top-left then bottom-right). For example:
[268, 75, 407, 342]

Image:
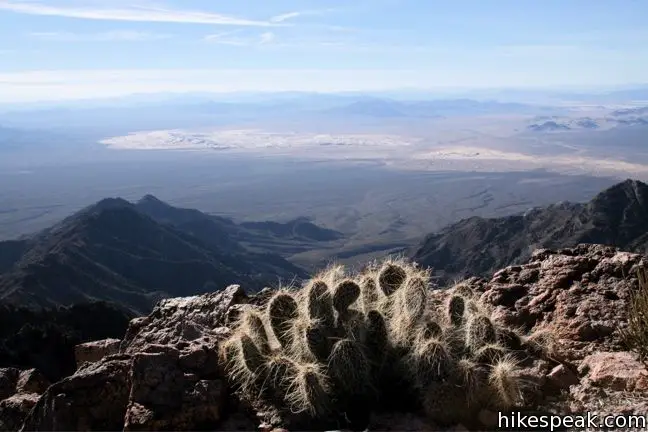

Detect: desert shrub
[622, 266, 648, 365]
[220, 258, 551, 429]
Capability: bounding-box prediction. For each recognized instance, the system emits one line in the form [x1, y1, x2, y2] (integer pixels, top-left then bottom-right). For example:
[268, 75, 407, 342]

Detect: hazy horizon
[2, 0, 648, 103]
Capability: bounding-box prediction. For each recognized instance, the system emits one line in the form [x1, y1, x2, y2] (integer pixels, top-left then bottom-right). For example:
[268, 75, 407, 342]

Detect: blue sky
[1, 0, 647, 102]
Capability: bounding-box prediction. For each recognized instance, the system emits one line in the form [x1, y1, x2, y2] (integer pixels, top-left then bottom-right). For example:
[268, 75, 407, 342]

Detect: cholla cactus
[220, 258, 552, 429]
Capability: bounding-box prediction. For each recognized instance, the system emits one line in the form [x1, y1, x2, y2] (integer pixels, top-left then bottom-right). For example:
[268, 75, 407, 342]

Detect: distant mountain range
[0, 94, 563, 132]
[4, 179, 648, 315]
[526, 109, 648, 132]
[0, 196, 343, 314]
[320, 97, 554, 118]
[412, 179, 648, 283]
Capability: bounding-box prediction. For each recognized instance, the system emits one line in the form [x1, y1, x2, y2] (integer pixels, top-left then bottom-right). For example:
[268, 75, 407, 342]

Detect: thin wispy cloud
[204, 30, 277, 46]
[29, 30, 171, 42]
[0, 0, 288, 26]
[203, 30, 250, 46]
[269, 9, 337, 24]
[269, 11, 301, 23]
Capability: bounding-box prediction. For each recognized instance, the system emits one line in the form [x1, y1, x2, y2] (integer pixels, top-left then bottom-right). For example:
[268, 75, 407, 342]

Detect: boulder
[0, 368, 50, 431]
[579, 351, 648, 392]
[0, 393, 40, 432]
[16, 369, 50, 395]
[123, 348, 224, 430]
[120, 284, 247, 354]
[20, 356, 132, 431]
[74, 339, 121, 368]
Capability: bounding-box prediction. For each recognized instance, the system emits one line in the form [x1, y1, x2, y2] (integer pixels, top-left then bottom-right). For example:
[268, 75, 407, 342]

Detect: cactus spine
[268, 292, 299, 348]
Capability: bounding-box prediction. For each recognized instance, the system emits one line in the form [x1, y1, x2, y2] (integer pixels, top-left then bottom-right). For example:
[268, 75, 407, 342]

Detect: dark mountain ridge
[0, 196, 336, 314]
[412, 179, 648, 283]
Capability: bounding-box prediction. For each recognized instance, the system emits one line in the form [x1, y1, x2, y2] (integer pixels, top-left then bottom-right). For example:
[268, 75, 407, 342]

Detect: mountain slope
[412, 179, 648, 283]
[134, 195, 344, 256]
[0, 198, 306, 314]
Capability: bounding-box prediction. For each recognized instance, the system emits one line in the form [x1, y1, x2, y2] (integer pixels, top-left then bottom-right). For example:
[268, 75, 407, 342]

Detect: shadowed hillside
[413, 179, 648, 283]
[0, 197, 310, 314]
[0, 301, 132, 381]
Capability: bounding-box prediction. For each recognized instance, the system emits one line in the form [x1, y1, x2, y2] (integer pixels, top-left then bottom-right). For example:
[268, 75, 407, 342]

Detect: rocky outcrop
[479, 245, 643, 359]
[472, 244, 648, 421]
[21, 285, 244, 431]
[123, 348, 224, 431]
[6, 244, 648, 431]
[120, 285, 245, 354]
[0, 369, 50, 431]
[20, 356, 131, 431]
[0, 394, 40, 432]
[75, 339, 121, 369]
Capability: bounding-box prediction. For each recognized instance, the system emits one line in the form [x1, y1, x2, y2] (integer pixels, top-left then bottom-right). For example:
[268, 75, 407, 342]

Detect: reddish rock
[547, 364, 579, 389]
[477, 244, 645, 359]
[579, 351, 648, 392]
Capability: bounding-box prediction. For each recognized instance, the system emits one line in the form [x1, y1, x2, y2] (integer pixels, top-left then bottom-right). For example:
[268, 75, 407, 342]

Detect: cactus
[268, 292, 299, 348]
[489, 357, 524, 409]
[266, 354, 298, 393]
[221, 258, 553, 428]
[408, 336, 452, 386]
[497, 327, 524, 352]
[359, 275, 380, 312]
[522, 328, 557, 359]
[306, 280, 334, 327]
[456, 358, 486, 404]
[328, 339, 371, 394]
[336, 309, 366, 342]
[333, 279, 361, 313]
[466, 314, 497, 351]
[242, 309, 271, 354]
[366, 310, 389, 354]
[286, 363, 331, 417]
[422, 320, 443, 340]
[400, 276, 427, 322]
[466, 300, 481, 315]
[387, 276, 427, 347]
[473, 343, 507, 364]
[378, 262, 408, 296]
[241, 334, 266, 373]
[447, 295, 465, 327]
[451, 282, 476, 299]
[305, 323, 330, 362]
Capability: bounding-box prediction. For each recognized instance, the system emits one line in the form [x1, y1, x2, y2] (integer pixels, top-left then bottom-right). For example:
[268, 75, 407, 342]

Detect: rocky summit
[1, 244, 647, 431]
